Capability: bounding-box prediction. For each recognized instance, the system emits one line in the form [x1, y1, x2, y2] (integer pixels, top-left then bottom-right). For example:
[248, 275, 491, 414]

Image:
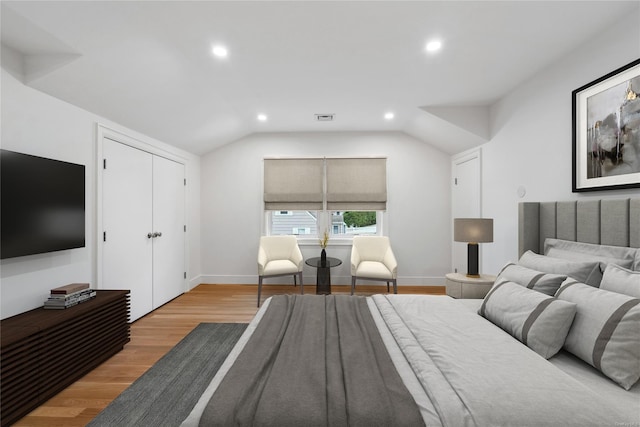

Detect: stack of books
[44, 283, 96, 310]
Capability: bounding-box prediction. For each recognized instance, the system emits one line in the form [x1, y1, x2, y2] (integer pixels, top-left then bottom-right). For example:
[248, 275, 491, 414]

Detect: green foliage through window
[343, 211, 376, 227]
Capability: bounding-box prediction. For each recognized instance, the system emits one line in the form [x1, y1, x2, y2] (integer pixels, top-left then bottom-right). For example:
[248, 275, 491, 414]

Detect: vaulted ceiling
[2, 1, 636, 155]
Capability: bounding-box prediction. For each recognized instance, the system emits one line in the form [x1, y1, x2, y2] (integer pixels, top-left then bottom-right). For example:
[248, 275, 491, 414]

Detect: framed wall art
[572, 58, 640, 192]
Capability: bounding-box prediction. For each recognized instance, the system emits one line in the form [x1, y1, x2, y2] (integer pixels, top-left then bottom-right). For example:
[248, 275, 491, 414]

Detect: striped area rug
[88, 322, 247, 427]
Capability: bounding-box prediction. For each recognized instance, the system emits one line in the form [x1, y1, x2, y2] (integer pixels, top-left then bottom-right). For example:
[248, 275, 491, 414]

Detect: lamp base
[467, 242, 479, 277]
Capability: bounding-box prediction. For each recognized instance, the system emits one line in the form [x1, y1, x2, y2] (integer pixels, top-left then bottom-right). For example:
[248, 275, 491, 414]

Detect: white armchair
[350, 236, 397, 295]
[257, 235, 304, 306]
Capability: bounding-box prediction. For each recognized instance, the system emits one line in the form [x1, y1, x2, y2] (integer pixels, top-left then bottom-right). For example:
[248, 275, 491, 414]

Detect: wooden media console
[0, 290, 130, 426]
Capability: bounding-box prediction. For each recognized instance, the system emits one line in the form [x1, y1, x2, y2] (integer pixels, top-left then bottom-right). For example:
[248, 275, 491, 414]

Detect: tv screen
[1, 149, 86, 259]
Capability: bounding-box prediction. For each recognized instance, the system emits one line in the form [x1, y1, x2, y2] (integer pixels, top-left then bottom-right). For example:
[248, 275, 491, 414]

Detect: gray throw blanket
[199, 294, 424, 427]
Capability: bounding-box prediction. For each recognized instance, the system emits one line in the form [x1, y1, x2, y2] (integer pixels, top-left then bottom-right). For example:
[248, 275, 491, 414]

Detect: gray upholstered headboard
[519, 198, 640, 257]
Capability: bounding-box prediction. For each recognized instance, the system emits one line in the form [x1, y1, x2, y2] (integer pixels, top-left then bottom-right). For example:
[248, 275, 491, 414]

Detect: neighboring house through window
[271, 211, 318, 235]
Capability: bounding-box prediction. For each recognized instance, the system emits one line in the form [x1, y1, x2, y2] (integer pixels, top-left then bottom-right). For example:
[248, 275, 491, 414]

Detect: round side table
[445, 273, 496, 299]
[305, 256, 342, 295]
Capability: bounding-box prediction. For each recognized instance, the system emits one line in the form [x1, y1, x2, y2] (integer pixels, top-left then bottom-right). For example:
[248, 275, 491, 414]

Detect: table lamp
[454, 218, 493, 277]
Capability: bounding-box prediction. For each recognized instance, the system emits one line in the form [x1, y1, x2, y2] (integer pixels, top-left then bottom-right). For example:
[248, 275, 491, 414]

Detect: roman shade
[326, 158, 387, 210]
[263, 159, 324, 210]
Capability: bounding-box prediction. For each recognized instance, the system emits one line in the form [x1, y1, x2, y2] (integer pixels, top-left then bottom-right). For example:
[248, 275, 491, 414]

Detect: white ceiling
[2, 1, 637, 155]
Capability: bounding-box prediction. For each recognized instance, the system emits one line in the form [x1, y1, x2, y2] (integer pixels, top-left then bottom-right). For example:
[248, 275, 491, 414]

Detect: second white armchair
[350, 236, 397, 295]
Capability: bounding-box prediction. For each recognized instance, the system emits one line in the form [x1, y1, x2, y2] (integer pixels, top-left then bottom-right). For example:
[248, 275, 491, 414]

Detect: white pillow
[600, 264, 640, 299]
[479, 280, 576, 359]
[519, 250, 602, 287]
[555, 279, 640, 390]
[496, 262, 566, 296]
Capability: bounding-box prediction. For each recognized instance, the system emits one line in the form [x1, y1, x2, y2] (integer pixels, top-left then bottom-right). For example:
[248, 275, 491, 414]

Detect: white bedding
[183, 295, 639, 426]
[456, 298, 639, 422]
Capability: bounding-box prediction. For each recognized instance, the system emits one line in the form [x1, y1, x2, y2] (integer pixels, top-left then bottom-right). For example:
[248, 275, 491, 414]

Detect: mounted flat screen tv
[1, 149, 86, 259]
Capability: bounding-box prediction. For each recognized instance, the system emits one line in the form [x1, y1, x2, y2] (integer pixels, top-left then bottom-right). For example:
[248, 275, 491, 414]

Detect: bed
[182, 198, 640, 426]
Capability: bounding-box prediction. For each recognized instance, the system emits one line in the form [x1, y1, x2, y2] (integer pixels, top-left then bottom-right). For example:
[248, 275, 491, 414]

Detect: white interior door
[102, 138, 153, 321]
[452, 151, 481, 274]
[152, 156, 185, 308]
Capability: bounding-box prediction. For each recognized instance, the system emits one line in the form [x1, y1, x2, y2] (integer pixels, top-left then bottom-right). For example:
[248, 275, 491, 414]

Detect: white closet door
[152, 155, 185, 308]
[102, 138, 153, 321]
[452, 152, 481, 274]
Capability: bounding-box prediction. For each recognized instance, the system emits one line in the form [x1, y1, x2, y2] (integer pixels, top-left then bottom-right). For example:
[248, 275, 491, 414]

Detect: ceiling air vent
[315, 113, 334, 122]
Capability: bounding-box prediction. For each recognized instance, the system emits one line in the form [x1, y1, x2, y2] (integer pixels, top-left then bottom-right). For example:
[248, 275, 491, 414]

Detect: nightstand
[445, 273, 496, 299]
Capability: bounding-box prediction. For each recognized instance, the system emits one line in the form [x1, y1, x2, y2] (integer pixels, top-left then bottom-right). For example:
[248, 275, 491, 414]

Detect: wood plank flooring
[13, 283, 445, 426]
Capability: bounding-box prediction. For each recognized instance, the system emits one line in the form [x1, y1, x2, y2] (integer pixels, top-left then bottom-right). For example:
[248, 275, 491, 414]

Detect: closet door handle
[147, 232, 154, 239]
[156, 232, 162, 237]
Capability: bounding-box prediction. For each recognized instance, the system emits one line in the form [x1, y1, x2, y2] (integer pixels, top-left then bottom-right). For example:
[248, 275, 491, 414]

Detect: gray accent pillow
[519, 250, 602, 287]
[496, 263, 566, 296]
[479, 280, 577, 359]
[544, 238, 637, 271]
[555, 279, 640, 390]
[601, 264, 640, 299]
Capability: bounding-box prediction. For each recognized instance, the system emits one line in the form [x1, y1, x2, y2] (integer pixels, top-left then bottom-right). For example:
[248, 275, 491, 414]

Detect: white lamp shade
[454, 218, 493, 243]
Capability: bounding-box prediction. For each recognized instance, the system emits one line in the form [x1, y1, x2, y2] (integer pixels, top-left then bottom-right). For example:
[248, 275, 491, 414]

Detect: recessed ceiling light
[257, 114, 268, 122]
[426, 40, 442, 52]
[212, 45, 228, 58]
[384, 112, 395, 120]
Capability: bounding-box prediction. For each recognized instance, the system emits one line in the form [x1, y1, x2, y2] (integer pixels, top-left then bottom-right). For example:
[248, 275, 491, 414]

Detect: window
[264, 158, 386, 239]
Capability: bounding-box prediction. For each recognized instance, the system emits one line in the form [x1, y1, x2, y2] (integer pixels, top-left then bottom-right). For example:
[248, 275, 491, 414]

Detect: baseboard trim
[196, 274, 446, 287]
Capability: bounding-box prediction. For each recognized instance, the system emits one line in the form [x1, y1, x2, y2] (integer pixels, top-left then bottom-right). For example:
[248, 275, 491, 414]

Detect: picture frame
[572, 58, 640, 192]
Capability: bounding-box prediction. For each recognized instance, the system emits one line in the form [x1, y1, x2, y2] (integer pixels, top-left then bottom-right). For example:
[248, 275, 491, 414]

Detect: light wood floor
[14, 283, 445, 426]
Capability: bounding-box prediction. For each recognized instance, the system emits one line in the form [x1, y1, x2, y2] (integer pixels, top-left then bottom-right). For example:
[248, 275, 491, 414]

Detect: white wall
[0, 67, 202, 319]
[481, 12, 640, 274]
[199, 131, 451, 287]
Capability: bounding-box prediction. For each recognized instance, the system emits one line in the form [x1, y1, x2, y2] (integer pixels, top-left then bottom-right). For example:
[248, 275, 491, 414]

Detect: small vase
[320, 248, 327, 267]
